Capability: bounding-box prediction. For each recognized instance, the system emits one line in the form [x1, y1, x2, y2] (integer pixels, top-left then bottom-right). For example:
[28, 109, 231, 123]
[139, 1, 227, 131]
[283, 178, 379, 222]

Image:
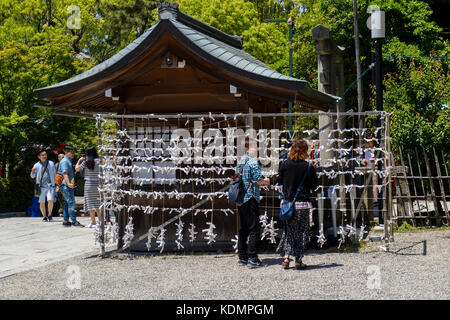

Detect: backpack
[228, 158, 251, 204]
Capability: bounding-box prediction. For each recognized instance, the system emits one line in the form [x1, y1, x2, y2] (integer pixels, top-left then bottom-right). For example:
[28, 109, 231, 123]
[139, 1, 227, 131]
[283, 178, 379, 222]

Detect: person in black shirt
[276, 139, 318, 270]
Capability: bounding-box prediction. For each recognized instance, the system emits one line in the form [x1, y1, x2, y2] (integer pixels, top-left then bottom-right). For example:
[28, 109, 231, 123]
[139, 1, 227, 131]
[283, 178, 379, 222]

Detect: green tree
[0, 0, 96, 176]
[91, 0, 161, 62]
[1, 0, 449, 179]
[382, 59, 450, 156]
[177, 0, 259, 36]
[245, 0, 297, 22]
[176, 0, 292, 75]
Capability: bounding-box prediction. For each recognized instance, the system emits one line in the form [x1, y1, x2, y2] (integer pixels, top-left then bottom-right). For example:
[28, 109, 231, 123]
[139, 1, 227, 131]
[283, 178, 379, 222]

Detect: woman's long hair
[288, 139, 309, 161]
[85, 146, 99, 170]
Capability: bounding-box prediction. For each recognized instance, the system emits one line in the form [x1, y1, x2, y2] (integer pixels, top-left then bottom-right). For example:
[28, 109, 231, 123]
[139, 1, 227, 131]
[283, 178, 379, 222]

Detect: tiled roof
[35, 23, 159, 92]
[171, 19, 304, 83]
[35, 3, 339, 107]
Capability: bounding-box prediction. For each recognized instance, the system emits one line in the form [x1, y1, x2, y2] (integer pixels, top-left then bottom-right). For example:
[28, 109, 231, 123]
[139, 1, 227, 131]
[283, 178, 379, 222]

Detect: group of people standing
[30, 145, 102, 228]
[32, 137, 317, 269]
[236, 138, 317, 270]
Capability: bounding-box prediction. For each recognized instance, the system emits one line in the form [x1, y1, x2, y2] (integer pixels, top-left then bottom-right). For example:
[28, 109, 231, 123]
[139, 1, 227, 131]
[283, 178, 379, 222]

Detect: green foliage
[66, 118, 99, 158]
[93, 0, 160, 62]
[0, 0, 101, 177]
[0, 177, 34, 210]
[382, 60, 450, 155]
[394, 221, 417, 232]
[393, 221, 450, 232]
[177, 0, 259, 36]
[247, 0, 297, 22]
[288, 0, 449, 158]
[0, 0, 448, 183]
[0, 112, 28, 137]
[177, 0, 292, 75]
[243, 23, 290, 74]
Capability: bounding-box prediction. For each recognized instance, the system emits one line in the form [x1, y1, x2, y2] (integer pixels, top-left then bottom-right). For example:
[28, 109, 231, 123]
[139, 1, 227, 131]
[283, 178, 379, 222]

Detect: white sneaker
[86, 223, 96, 228]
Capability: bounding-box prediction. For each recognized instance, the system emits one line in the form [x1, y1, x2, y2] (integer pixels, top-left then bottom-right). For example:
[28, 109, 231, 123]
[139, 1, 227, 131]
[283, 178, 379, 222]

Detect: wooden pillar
[312, 25, 335, 168]
[312, 24, 346, 233]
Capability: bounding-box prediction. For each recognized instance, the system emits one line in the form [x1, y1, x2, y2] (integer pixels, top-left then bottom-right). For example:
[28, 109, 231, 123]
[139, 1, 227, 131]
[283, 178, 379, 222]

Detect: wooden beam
[121, 84, 229, 97]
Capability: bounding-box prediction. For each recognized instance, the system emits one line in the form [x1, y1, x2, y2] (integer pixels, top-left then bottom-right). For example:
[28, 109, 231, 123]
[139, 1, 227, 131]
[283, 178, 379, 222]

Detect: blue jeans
[60, 185, 77, 222]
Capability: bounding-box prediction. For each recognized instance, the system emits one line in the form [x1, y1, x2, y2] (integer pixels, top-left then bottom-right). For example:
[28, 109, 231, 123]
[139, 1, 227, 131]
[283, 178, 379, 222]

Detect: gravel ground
[1, 229, 449, 300]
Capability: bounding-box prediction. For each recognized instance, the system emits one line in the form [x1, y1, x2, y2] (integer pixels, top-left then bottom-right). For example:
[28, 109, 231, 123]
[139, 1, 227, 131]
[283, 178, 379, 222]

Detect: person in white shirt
[30, 150, 56, 222]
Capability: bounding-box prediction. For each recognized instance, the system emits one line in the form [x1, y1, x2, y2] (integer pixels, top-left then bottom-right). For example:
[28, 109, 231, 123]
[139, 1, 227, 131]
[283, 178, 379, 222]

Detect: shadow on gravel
[386, 240, 427, 256]
[305, 263, 344, 270]
[261, 258, 343, 270]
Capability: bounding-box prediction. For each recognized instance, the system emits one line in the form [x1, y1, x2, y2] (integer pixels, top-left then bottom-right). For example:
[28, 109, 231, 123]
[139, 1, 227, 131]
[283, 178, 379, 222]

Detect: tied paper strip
[94, 223, 102, 246]
[259, 212, 269, 240]
[104, 223, 112, 244]
[175, 219, 184, 250]
[316, 223, 327, 248]
[110, 222, 119, 244]
[346, 224, 356, 239]
[123, 217, 134, 248]
[146, 227, 157, 251]
[188, 223, 197, 243]
[267, 217, 278, 244]
[97, 114, 391, 250]
[231, 235, 239, 253]
[359, 225, 368, 241]
[202, 222, 217, 245]
[156, 228, 166, 253]
[103, 222, 120, 245]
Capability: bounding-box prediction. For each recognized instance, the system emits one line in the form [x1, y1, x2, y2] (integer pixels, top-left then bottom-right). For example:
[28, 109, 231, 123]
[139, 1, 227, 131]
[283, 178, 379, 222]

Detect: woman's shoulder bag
[279, 162, 311, 221]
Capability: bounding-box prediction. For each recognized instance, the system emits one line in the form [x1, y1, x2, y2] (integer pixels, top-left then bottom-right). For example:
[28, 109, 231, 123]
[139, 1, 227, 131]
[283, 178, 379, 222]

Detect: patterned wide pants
[276, 208, 310, 262]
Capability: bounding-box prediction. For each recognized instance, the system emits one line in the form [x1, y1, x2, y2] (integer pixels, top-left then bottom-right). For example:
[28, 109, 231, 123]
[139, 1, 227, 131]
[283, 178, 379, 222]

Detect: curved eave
[35, 24, 162, 99]
[35, 19, 338, 110]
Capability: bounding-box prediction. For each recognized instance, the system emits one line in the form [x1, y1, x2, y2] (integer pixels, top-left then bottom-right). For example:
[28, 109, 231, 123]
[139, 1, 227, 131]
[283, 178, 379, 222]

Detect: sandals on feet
[282, 258, 290, 269]
[294, 262, 307, 270]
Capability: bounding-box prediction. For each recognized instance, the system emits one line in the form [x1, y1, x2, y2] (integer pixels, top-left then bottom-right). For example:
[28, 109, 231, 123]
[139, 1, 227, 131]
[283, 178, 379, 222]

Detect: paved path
[0, 216, 101, 278]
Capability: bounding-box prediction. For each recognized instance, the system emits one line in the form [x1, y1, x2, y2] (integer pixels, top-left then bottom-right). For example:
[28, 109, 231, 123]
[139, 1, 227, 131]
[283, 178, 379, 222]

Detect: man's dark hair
[64, 145, 76, 153]
[244, 136, 250, 150]
[37, 149, 47, 156]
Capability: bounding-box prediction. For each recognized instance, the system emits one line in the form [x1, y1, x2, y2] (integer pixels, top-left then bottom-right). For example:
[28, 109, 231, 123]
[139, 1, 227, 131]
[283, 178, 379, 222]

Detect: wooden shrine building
[35, 2, 339, 251]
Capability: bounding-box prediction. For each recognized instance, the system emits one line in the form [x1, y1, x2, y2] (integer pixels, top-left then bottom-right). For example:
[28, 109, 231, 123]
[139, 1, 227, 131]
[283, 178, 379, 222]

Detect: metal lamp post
[265, 17, 294, 133]
[371, 9, 388, 243]
[371, 10, 385, 116]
